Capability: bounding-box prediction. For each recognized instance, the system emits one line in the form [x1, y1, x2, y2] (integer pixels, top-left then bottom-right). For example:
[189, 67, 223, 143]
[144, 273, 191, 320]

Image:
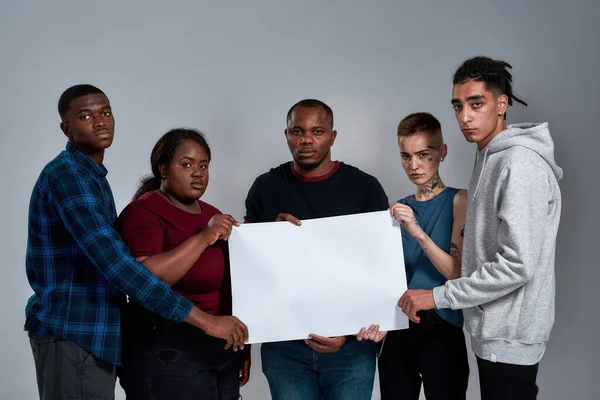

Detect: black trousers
[377, 310, 469, 400]
[118, 308, 241, 400]
[28, 331, 116, 400]
[477, 356, 539, 400]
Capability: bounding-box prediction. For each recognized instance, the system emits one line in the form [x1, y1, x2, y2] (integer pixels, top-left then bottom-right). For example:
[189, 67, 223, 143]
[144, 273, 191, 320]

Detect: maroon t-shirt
[117, 191, 229, 315]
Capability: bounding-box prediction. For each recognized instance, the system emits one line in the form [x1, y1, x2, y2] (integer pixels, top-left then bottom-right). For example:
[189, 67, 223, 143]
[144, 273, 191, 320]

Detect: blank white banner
[229, 211, 409, 344]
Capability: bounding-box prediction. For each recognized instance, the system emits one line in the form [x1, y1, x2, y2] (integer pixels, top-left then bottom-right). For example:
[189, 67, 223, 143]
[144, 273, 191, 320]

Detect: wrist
[413, 228, 428, 243]
[196, 230, 212, 247]
[187, 306, 213, 331]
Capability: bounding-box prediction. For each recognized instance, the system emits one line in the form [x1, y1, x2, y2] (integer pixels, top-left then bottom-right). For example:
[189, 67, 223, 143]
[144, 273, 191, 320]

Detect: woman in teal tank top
[359, 113, 469, 399]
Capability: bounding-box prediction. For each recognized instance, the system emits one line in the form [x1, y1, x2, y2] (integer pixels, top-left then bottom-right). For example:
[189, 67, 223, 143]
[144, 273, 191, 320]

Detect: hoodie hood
[486, 122, 563, 180]
[472, 122, 563, 199]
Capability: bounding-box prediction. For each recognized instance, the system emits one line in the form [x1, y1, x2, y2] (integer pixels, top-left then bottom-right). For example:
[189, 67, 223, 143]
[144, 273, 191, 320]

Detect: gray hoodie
[433, 122, 563, 365]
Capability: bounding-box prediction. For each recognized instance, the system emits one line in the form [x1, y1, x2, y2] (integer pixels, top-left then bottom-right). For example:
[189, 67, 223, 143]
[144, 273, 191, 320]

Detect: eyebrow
[466, 94, 486, 101]
[400, 148, 431, 155]
[451, 94, 486, 104]
[76, 105, 111, 114]
[179, 156, 209, 162]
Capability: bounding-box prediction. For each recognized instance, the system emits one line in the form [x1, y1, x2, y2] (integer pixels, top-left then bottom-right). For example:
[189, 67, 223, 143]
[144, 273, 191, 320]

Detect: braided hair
[453, 56, 527, 118]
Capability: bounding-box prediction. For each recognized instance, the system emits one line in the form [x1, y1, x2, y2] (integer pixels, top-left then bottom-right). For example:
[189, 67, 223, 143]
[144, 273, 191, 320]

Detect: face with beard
[285, 105, 337, 173]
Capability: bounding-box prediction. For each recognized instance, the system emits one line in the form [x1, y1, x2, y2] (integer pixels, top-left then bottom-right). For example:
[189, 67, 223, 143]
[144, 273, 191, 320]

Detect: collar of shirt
[65, 142, 108, 178]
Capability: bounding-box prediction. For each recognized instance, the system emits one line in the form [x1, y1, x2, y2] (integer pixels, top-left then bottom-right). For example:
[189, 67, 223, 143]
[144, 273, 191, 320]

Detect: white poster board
[228, 211, 408, 344]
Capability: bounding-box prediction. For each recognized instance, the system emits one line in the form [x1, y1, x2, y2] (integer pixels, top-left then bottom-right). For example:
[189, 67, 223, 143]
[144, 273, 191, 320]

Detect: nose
[92, 115, 107, 128]
[459, 108, 472, 125]
[299, 133, 313, 145]
[409, 157, 419, 170]
[191, 167, 203, 177]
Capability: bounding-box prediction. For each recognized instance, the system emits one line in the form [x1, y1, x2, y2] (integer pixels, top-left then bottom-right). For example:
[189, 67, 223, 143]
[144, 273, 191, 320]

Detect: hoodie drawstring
[472, 148, 489, 199]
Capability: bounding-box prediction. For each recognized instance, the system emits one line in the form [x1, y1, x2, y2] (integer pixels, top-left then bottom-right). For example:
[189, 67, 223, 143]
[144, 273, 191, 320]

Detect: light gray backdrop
[1, 0, 598, 399]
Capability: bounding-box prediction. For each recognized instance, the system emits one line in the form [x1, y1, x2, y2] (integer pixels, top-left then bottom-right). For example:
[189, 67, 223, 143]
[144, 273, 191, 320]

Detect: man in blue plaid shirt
[25, 84, 248, 400]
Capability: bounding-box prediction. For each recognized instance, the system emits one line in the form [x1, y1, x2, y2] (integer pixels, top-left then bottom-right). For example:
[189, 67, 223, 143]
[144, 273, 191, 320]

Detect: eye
[452, 104, 462, 111]
[401, 154, 410, 160]
[291, 129, 302, 136]
[314, 129, 323, 135]
[182, 162, 192, 168]
[472, 102, 482, 108]
[102, 111, 112, 117]
[419, 153, 429, 158]
[79, 115, 91, 120]
[199, 165, 208, 170]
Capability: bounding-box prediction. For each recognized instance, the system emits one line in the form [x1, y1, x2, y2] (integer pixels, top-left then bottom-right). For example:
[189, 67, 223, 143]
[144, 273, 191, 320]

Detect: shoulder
[453, 188, 468, 204]
[498, 147, 550, 174]
[120, 192, 163, 221]
[338, 162, 382, 186]
[498, 150, 551, 184]
[42, 151, 82, 186]
[452, 188, 468, 214]
[255, 162, 290, 183]
[248, 162, 290, 194]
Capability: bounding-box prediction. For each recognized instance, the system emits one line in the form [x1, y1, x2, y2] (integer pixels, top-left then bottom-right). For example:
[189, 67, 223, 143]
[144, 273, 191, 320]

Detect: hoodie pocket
[477, 286, 553, 344]
[478, 291, 523, 340]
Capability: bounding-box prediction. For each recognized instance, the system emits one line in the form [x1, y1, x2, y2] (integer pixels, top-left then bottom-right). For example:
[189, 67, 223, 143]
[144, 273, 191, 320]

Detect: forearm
[433, 258, 532, 310]
[414, 231, 461, 280]
[141, 232, 210, 285]
[184, 305, 214, 332]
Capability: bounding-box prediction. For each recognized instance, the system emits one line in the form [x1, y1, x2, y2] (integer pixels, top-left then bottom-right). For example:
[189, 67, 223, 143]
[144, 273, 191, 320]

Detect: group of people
[24, 55, 562, 400]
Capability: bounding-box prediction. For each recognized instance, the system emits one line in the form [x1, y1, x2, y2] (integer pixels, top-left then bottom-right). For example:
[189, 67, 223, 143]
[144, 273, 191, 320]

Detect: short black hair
[58, 84, 105, 120]
[286, 99, 334, 129]
[453, 56, 527, 118]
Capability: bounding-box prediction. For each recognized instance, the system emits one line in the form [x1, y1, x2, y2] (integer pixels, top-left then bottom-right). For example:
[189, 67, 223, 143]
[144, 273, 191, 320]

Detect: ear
[60, 121, 70, 139]
[439, 143, 448, 160]
[497, 93, 509, 118]
[159, 165, 168, 179]
[330, 130, 337, 146]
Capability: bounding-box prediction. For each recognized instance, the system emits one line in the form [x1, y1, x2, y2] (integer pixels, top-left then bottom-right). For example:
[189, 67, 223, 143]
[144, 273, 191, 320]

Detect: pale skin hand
[397, 289, 436, 323]
[389, 194, 465, 281]
[390, 202, 425, 238]
[357, 324, 387, 342]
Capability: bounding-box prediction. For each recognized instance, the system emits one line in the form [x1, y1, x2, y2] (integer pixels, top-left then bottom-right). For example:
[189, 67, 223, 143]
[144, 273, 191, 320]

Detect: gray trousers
[28, 332, 116, 400]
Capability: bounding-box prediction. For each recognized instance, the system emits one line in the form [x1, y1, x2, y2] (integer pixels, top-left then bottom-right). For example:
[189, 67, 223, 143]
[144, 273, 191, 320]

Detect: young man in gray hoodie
[397, 56, 562, 400]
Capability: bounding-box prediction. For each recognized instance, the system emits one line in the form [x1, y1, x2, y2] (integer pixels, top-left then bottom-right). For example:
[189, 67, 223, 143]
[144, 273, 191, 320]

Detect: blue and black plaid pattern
[25, 142, 192, 364]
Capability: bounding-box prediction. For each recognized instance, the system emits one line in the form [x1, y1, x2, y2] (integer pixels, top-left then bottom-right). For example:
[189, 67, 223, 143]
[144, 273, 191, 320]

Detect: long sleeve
[50, 172, 192, 322]
[434, 165, 550, 310]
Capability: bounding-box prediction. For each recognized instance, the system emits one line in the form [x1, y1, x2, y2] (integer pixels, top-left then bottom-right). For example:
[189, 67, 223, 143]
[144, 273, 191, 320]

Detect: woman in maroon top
[116, 128, 250, 400]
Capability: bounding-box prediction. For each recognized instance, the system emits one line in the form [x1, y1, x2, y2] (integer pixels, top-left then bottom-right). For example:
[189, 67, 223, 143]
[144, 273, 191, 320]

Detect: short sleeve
[117, 204, 165, 258]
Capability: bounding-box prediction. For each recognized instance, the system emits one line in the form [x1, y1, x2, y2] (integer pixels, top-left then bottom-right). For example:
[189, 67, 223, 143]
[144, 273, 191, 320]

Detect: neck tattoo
[416, 173, 446, 200]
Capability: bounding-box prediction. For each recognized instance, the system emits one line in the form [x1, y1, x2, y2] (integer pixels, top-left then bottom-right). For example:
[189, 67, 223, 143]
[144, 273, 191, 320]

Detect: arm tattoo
[449, 241, 461, 261]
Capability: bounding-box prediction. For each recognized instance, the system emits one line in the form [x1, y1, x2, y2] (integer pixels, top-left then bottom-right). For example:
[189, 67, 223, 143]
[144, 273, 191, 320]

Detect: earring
[440, 158, 444, 161]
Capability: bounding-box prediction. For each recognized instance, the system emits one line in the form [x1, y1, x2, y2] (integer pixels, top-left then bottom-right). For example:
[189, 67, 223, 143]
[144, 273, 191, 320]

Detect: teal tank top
[400, 187, 463, 327]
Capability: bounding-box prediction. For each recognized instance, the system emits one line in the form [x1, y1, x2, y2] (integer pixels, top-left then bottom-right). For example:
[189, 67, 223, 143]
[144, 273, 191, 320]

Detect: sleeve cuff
[169, 297, 194, 323]
[433, 285, 452, 309]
